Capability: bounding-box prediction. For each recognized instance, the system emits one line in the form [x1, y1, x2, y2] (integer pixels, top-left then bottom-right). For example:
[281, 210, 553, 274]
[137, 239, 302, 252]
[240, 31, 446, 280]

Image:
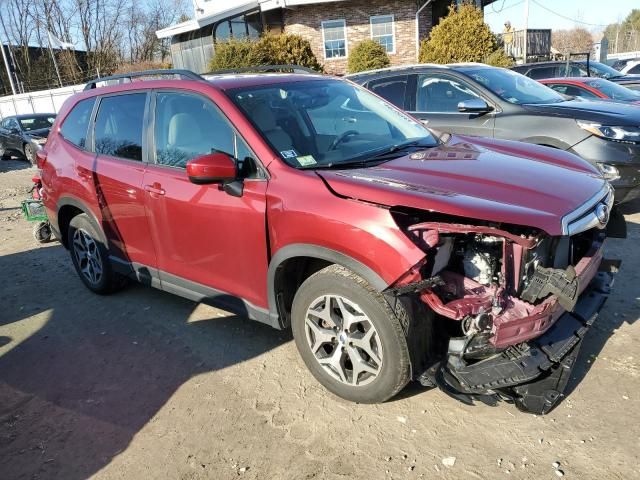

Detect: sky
[484, 0, 638, 33]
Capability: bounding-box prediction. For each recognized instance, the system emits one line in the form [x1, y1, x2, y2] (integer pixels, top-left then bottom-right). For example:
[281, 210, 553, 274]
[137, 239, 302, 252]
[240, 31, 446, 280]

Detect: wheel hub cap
[304, 294, 383, 387]
[72, 228, 103, 285]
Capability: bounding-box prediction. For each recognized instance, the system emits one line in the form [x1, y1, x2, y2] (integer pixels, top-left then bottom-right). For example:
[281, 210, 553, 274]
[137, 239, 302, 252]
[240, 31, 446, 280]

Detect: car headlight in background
[576, 121, 640, 144]
[596, 163, 620, 181]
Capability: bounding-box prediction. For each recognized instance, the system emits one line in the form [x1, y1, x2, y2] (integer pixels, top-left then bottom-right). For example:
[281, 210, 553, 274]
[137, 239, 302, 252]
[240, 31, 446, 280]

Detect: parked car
[40, 69, 623, 414]
[0, 113, 56, 164]
[348, 64, 640, 203]
[538, 77, 640, 104]
[619, 60, 640, 75]
[511, 60, 640, 90]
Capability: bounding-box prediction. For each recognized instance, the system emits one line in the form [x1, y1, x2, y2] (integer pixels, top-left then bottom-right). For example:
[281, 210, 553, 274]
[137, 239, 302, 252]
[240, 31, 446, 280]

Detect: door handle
[144, 183, 165, 196]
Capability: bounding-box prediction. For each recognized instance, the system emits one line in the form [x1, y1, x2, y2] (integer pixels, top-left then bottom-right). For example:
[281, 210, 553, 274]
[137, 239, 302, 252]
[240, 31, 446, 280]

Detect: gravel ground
[0, 158, 638, 480]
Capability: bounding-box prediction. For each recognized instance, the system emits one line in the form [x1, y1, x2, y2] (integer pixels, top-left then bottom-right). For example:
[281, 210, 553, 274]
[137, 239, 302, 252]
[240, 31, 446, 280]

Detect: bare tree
[552, 27, 595, 56]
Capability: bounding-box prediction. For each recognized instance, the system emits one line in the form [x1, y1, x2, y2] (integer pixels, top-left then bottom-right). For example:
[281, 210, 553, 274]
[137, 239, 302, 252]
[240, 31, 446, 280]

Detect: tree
[347, 40, 390, 74]
[419, 2, 498, 64]
[552, 28, 594, 55]
[603, 9, 640, 54]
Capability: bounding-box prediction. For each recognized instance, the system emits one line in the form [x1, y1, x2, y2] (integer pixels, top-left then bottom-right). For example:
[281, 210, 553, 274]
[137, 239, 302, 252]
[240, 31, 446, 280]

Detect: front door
[143, 90, 269, 310]
[409, 73, 496, 137]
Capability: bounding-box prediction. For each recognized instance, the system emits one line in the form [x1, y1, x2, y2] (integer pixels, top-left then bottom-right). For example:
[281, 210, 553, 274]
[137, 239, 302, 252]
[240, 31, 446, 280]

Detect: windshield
[458, 67, 564, 105]
[576, 61, 624, 79]
[584, 79, 640, 101]
[228, 79, 436, 168]
[19, 115, 55, 132]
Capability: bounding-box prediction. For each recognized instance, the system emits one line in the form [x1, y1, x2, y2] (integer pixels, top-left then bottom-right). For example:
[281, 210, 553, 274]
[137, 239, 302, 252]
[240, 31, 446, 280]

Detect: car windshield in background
[459, 67, 564, 105]
[577, 61, 625, 79]
[585, 79, 640, 101]
[228, 79, 436, 169]
[19, 115, 55, 132]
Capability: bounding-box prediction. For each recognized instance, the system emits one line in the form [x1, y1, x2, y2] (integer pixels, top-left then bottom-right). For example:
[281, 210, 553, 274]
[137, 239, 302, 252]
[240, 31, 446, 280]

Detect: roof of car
[346, 62, 498, 79]
[538, 77, 603, 83]
[4, 113, 56, 120]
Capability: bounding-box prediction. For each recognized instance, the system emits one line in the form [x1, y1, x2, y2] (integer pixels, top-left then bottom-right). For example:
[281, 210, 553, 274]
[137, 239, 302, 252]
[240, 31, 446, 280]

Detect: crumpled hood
[522, 99, 640, 125]
[26, 127, 51, 139]
[318, 135, 605, 236]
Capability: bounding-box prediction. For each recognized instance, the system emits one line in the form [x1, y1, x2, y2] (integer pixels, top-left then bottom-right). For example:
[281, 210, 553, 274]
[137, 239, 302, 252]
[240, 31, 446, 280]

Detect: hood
[26, 127, 51, 139]
[318, 136, 605, 236]
[522, 99, 640, 125]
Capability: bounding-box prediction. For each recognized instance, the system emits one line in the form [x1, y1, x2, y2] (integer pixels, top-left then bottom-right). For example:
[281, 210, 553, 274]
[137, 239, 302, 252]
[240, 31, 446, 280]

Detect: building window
[321, 20, 347, 59]
[370, 15, 395, 54]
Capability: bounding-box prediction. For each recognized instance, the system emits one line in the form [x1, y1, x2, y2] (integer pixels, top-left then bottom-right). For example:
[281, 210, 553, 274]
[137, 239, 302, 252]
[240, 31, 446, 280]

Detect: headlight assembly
[576, 121, 640, 144]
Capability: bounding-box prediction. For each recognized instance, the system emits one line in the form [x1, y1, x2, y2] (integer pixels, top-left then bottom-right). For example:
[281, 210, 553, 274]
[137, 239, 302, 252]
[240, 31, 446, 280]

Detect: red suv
[39, 69, 624, 414]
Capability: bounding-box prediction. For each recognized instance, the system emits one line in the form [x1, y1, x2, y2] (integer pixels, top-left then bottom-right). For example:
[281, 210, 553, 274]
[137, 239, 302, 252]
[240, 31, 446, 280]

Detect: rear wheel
[32, 221, 52, 243]
[67, 214, 125, 294]
[291, 265, 411, 403]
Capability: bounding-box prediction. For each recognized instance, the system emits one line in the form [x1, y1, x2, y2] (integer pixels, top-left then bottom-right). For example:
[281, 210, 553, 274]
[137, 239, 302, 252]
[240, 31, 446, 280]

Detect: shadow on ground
[0, 243, 290, 480]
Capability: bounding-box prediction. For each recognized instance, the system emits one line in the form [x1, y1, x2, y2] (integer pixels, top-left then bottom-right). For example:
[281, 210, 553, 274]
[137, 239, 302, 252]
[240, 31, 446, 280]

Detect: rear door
[408, 72, 496, 137]
[90, 92, 158, 276]
[5, 118, 23, 151]
[142, 89, 269, 310]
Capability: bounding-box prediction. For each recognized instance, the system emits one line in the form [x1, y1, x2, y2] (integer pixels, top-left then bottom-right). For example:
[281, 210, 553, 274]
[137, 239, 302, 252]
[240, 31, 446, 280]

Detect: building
[156, 0, 498, 75]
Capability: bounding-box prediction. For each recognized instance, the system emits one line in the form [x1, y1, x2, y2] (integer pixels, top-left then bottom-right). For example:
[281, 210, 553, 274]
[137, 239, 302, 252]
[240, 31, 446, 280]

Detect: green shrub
[208, 34, 322, 72]
[419, 2, 498, 64]
[484, 49, 514, 68]
[347, 40, 390, 74]
[208, 39, 267, 71]
[257, 34, 322, 71]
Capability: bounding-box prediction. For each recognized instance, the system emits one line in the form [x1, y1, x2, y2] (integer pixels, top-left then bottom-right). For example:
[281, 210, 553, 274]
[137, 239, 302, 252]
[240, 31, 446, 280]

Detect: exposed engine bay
[388, 206, 625, 414]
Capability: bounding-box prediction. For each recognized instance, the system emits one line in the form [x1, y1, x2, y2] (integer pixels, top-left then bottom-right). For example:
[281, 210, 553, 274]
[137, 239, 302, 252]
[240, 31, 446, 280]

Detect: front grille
[561, 184, 614, 237]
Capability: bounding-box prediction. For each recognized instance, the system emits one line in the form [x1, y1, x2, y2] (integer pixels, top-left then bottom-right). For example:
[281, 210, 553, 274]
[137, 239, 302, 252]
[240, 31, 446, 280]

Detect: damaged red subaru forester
[38, 69, 626, 414]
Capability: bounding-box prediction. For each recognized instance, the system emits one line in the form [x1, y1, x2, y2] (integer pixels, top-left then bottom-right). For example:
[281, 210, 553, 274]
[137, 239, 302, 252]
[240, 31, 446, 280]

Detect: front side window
[322, 20, 347, 59]
[154, 92, 260, 177]
[370, 15, 394, 53]
[60, 98, 96, 148]
[368, 75, 408, 108]
[94, 93, 146, 161]
[229, 79, 435, 169]
[416, 75, 480, 112]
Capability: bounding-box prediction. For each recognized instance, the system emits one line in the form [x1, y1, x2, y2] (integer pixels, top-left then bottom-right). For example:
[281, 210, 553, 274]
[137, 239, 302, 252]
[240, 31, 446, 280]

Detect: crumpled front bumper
[430, 268, 615, 414]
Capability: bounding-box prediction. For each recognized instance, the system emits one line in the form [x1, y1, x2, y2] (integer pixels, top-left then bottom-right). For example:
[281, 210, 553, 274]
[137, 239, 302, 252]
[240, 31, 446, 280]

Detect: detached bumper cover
[440, 270, 614, 414]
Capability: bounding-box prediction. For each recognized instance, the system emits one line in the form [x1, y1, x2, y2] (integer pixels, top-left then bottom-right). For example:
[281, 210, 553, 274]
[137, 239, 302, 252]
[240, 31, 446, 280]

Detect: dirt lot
[0, 159, 638, 480]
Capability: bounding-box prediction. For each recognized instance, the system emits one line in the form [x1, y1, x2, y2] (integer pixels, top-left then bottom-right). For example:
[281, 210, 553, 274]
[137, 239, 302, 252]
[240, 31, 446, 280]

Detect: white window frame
[321, 19, 348, 60]
[370, 14, 395, 55]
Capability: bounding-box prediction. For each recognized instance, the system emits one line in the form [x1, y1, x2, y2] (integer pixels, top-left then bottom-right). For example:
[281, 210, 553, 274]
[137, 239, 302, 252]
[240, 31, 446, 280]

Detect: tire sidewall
[67, 214, 113, 294]
[292, 267, 410, 403]
[24, 143, 35, 165]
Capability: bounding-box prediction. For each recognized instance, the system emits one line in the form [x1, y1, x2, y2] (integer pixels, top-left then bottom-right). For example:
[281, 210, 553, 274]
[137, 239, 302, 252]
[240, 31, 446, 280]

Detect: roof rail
[205, 64, 318, 75]
[84, 69, 205, 90]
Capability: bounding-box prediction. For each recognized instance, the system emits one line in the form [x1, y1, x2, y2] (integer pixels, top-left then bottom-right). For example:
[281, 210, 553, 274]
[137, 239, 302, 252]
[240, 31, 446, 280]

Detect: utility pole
[523, 0, 530, 62]
[0, 43, 17, 95]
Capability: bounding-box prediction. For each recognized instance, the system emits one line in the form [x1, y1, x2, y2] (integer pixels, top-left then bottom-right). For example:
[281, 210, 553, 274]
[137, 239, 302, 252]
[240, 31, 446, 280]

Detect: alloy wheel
[72, 228, 103, 285]
[304, 294, 383, 386]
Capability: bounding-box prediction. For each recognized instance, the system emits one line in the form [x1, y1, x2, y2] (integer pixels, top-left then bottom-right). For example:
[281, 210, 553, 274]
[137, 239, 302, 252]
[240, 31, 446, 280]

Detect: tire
[23, 143, 36, 165]
[67, 213, 125, 294]
[32, 221, 53, 243]
[291, 264, 411, 403]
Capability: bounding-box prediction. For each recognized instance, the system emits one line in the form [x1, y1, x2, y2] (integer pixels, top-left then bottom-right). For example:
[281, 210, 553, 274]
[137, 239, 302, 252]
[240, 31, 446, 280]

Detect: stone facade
[284, 0, 433, 75]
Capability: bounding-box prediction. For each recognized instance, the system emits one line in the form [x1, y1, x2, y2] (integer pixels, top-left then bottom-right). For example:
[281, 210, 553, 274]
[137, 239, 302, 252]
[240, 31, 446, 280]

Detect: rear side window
[368, 75, 408, 108]
[527, 66, 556, 79]
[629, 64, 640, 74]
[95, 93, 146, 161]
[60, 98, 95, 148]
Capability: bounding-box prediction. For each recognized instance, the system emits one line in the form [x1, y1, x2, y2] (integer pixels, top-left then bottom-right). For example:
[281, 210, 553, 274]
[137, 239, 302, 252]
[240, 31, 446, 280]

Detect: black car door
[4, 118, 23, 151]
[407, 72, 496, 137]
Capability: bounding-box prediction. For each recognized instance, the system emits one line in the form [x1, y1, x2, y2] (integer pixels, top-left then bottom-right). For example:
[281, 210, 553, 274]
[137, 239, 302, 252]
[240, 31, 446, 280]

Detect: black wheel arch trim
[56, 196, 106, 247]
[267, 243, 389, 328]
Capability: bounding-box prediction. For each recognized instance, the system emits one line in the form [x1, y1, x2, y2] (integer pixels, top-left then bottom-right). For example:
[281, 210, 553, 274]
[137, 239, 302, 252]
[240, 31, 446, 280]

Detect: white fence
[0, 84, 84, 120]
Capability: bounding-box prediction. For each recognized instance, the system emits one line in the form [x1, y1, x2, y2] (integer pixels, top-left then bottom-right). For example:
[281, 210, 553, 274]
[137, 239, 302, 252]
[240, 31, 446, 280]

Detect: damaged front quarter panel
[388, 207, 619, 414]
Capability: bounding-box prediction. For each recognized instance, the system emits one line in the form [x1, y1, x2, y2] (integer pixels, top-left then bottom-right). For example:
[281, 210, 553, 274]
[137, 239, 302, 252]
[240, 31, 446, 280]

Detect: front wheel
[291, 265, 411, 403]
[24, 143, 36, 165]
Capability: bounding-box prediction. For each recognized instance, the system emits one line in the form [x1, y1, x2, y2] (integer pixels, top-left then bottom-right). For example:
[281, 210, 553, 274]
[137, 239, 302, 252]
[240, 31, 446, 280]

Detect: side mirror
[457, 98, 493, 114]
[186, 152, 236, 185]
